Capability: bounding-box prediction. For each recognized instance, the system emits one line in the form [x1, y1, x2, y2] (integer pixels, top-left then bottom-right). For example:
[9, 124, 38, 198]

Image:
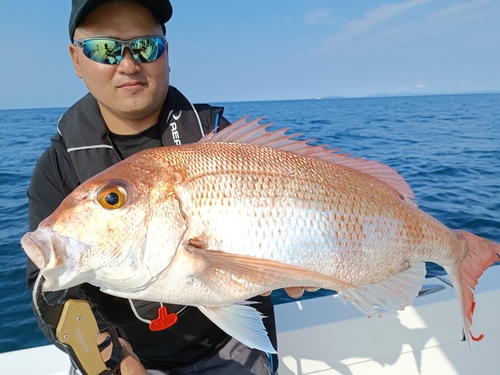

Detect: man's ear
[69, 44, 83, 79]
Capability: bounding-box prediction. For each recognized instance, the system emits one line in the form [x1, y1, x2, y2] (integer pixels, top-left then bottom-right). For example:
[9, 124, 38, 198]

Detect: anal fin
[338, 262, 426, 316]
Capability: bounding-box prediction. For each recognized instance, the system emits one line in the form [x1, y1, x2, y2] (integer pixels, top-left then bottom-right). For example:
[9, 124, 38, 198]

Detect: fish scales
[21, 117, 500, 354]
[145, 142, 453, 287]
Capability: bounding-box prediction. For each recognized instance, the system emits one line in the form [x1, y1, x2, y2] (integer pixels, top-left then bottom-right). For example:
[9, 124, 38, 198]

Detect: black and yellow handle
[56, 299, 111, 375]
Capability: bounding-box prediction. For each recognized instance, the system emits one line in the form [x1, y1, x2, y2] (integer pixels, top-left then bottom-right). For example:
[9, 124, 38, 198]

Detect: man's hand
[284, 287, 305, 298]
[118, 338, 148, 375]
[98, 333, 147, 375]
[261, 287, 320, 299]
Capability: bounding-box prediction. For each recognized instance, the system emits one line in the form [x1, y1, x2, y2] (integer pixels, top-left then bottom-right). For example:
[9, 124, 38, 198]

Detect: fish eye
[98, 185, 127, 209]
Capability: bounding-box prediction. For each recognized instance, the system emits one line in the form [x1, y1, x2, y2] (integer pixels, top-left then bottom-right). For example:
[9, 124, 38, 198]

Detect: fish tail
[448, 230, 500, 346]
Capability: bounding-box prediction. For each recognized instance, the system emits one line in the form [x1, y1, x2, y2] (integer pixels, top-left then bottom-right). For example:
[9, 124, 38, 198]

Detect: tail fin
[448, 230, 500, 347]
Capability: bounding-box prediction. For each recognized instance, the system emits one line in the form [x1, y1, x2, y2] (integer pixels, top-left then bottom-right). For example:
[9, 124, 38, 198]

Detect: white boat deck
[0, 344, 70, 375]
[0, 266, 498, 375]
[275, 266, 500, 375]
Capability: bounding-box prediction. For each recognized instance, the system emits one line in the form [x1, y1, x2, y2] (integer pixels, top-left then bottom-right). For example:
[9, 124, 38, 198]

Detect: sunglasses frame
[73, 36, 167, 65]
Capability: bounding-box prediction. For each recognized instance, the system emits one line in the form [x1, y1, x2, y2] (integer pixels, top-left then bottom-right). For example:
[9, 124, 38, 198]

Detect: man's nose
[117, 48, 140, 73]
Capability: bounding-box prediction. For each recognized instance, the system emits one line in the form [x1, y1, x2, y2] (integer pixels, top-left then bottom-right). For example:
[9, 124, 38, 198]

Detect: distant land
[315, 90, 500, 100]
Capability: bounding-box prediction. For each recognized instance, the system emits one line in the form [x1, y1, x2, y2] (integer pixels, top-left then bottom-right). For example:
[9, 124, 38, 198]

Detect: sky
[0, 0, 499, 109]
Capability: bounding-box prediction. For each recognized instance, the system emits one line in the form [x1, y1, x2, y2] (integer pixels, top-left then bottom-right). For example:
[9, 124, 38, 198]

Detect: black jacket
[26, 87, 277, 369]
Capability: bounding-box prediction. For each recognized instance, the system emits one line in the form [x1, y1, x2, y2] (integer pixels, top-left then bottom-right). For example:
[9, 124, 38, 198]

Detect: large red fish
[22, 117, 500, 353]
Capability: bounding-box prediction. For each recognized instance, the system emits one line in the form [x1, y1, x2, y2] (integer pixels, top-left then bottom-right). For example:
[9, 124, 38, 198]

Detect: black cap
[69, 0, 173, 40]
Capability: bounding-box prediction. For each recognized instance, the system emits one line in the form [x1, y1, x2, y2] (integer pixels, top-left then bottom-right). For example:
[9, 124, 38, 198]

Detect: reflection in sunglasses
[74, 36, 167, 65]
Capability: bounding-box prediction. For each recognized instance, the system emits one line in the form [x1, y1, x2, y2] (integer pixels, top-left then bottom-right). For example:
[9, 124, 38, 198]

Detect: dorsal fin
[200, 116, 417, 207]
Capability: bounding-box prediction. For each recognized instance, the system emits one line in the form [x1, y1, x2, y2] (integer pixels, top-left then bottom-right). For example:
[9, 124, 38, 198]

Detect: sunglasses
[73, 36, 167, 65]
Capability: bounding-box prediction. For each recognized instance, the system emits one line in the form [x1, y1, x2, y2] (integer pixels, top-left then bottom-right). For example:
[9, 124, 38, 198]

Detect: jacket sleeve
[26, 141, 77, 349]
[27, 142, 75, 284]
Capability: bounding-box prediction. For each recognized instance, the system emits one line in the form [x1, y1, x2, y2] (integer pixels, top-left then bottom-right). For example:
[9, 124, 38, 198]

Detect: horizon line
[1, 90, 499, 111]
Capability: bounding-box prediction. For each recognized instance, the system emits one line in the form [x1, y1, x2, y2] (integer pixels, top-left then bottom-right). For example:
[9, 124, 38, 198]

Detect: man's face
[69, 1, 169, 127]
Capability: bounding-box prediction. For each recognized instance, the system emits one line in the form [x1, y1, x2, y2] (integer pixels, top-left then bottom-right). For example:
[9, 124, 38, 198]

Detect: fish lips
[21, 229, 92, 291]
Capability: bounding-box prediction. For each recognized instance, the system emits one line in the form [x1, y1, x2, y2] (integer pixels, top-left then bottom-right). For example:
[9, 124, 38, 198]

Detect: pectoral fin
[186, 244, 353, 292]
[198, 303, 277, 354]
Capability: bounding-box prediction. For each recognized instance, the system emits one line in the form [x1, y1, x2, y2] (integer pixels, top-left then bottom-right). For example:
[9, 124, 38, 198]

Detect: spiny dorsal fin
[200, 116, 417, 207]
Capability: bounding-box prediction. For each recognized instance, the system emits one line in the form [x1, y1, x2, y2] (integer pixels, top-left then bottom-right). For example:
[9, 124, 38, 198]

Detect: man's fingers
[262, 286, 320, 298]
[97, 333, 113, 361]
[285, 287, 304, 298]
[120, 341, 147, 375]
[96, 333, 147, 375]
[304, 287, 320, 292]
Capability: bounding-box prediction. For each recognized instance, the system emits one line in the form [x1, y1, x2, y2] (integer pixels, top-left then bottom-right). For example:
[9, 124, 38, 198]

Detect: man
[27, 0, 306, 373]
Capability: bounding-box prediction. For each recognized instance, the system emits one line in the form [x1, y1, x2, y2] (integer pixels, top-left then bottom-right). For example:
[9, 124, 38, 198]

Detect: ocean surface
[0, 93, 499, 354]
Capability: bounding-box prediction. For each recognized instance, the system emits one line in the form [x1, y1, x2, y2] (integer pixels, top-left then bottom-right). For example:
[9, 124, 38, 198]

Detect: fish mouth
[21, 230, 50, 271]
[21, 229, 92, 291]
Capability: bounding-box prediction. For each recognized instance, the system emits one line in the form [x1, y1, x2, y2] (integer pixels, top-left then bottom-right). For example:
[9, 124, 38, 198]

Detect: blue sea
[0, 93, 499, 354]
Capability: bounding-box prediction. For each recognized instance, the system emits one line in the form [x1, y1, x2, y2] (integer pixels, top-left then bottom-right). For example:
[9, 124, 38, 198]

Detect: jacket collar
[57, 86, 203, 183]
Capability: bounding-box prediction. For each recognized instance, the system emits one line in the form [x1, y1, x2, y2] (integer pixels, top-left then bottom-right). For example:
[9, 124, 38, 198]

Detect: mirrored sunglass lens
[82, 39, 122, 64]
[130, 37, 166, 62]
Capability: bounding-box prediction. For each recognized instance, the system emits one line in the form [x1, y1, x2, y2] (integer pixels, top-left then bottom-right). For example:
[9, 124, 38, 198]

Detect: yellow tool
[33, 275, 122, 375]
